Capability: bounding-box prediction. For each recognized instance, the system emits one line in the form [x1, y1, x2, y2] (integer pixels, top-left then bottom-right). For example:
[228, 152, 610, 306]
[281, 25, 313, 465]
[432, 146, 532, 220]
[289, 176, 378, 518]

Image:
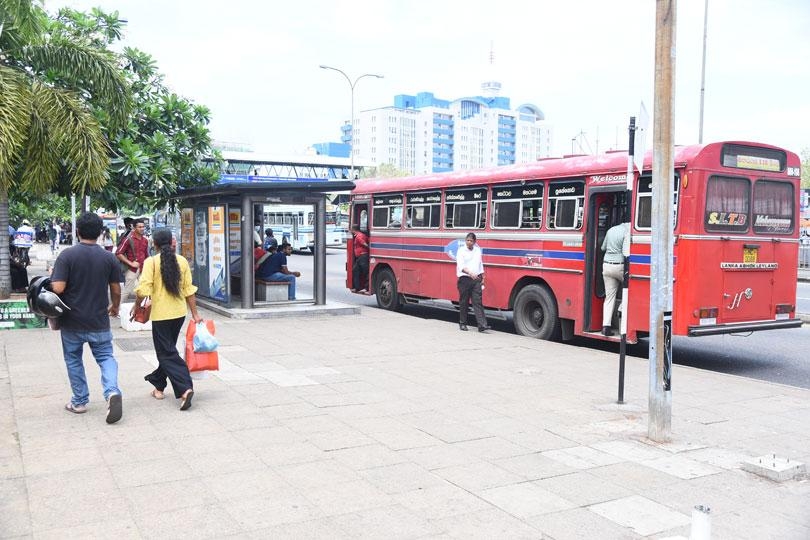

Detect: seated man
[256, 243, 300, 300]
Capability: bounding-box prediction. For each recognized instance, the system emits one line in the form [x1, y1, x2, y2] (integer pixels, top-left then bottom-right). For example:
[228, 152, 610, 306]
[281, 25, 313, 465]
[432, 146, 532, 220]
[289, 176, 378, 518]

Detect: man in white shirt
[601, 222, 630, 336]
[456, 232, 490, 332]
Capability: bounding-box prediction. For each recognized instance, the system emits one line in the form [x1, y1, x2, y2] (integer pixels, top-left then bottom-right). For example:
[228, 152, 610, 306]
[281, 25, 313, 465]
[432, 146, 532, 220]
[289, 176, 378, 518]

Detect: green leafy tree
[54, 8, 222, 213]
[0, 0, 130, 298]
[801, 147, 809, 189]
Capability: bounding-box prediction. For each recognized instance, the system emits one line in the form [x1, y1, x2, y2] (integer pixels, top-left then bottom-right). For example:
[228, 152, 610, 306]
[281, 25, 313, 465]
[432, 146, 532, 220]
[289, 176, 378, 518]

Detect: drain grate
[115, 337, 154, 351]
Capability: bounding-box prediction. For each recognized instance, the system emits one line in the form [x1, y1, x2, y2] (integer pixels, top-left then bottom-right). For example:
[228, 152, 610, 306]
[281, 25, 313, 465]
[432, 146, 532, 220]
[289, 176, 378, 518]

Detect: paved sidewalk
[1, 302, 809, 539]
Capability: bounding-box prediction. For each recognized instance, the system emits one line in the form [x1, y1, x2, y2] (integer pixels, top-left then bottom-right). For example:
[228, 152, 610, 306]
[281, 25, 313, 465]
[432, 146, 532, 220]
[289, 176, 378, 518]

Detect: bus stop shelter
[175, 178, 354, 309]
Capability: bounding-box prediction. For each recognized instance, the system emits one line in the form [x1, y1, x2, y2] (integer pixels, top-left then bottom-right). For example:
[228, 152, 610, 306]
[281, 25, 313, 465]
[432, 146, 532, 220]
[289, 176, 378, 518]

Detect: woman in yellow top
[134, 228, 203, 410]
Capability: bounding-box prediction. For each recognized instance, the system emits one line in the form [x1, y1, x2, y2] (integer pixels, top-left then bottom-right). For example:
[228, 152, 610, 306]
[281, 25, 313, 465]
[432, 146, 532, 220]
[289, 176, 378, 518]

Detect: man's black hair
[265, 228, 274, 236]
[76, 212, 103, 240]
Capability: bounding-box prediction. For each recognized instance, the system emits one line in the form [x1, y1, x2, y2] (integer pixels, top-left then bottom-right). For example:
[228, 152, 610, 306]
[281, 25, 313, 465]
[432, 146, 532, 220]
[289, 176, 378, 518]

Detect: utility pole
[698, 0, 709, 143]
[649, 0, 675, 442]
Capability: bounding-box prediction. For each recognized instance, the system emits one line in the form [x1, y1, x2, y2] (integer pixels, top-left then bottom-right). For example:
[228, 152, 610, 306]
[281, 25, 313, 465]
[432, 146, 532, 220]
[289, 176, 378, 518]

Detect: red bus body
[347, 142, 802, 342]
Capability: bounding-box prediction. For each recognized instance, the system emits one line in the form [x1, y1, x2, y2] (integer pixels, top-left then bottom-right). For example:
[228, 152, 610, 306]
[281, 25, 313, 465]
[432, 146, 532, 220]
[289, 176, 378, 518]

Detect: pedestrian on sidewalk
[134, 228, 202, 410]
[48, 220, 59, 253]
[116, 218, 149, 300]
[49, 212, 124, 424]
[351, 224, 369, 292]
[456, 232, 490, 332]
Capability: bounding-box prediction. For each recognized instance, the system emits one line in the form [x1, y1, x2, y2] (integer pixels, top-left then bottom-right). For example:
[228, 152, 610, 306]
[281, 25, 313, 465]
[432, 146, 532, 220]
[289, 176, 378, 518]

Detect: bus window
[635, 175, 680, 231]
[372, 194, 403, 228]
[406, 191, 441, 228]
[445, 187, 487, 229]
[705, 176, 750, 233]
[752, 180, 794, 234]
[492, 182, 544, 229]
[547, 181, 584, 230]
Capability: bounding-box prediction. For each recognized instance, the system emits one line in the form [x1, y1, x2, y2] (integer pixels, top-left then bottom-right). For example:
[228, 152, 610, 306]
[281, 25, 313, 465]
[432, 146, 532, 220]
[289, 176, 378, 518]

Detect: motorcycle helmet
[27, 276, 71, 318]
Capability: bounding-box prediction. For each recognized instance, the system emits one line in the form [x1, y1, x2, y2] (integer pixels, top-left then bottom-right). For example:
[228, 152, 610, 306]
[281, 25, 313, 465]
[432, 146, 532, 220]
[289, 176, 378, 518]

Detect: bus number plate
[743, 248, 757, 263]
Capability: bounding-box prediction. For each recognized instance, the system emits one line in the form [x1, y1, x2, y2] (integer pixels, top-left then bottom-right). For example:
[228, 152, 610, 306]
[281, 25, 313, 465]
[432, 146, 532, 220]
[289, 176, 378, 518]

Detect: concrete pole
[698, 0, 709, 143]
[649, 0, 675, 442]
[314, 197, 327, 305]
[240, 195, 253, 309]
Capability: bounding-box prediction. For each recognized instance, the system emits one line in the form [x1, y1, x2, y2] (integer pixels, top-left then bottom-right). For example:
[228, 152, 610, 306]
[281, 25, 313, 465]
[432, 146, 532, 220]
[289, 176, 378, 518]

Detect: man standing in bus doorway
[601, 221, 630, 336]
[116, 218, 149, 300]
[456, 232, 490, 332]
[351, 224, 369, 293]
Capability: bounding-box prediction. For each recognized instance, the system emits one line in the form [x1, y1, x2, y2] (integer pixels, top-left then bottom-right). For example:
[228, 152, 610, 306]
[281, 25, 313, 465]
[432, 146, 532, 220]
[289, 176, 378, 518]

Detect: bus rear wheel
[375, 268, 401, 311]
[513, 284, 560, 340]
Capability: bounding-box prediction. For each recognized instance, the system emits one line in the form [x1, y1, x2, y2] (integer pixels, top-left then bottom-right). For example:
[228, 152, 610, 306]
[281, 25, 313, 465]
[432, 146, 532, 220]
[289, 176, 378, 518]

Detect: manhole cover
[115, 338, 154, 351]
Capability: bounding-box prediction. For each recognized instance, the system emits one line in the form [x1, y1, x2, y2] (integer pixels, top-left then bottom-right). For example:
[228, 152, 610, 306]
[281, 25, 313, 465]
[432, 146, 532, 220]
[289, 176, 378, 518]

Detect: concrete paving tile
[681, 446, 751, 470]
[589, 495, 690, 536]
[429, 507, 544, 539]
[28, 491, 131, 532]
[641, 454, 723, 480]
[526, 507, 641, 540]
[184, 447, 266, 476]
[0, 451, 23, 479]
[396, 444, 474, 471]
[253, 441, 327, 467]
[259, 370, 319, 387]
[393, 483, 492, 521]
[591, 439, 672, 462]
[260, 401, 325, 420]
[303, 479, 394, 515]
[167, 430, 247, 454]
[433, 461, 524, 492]
[125, 478, 217, 515]
[329, 504, 440, 539]
[280, 413, 347, 434]
[135, 503, 243, 538]
[100, 438, 180, 466]
[370, 427, 443, 451]
[111, 456, 196, 488]
[221, 489, 325, 530]
[250, 517, 354, 540]
[276, 458, 361, 490]
[710, 506, 810, 540]
[306, 428, 377, 452]
[0, 477, 31, 537]
[541, 445, 626, 470]
[21, 446, 104, 477]
[492, 452, 577, 480]
[535, 471, 635, 506]
[588, 461, 685, 492]
[33, 518, 141, 539]
[477, 481, 577, 518]
[450, 436, 531, 461]
[357, 461, 448, 495]
[26, 467, 118, 502]
[201, 467, 293, 502]
[327, 443, 409, 470]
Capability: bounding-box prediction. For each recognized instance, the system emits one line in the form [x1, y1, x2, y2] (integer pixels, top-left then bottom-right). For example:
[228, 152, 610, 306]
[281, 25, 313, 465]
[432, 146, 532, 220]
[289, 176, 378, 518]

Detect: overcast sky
[47, 0, 810, 157]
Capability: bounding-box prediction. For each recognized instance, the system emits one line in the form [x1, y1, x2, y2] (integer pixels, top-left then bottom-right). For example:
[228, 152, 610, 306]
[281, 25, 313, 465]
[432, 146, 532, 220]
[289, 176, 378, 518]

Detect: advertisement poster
[180, 208, 194, 262]
[0, 300, 47, 330]
[194, 208, 210, 298]
[208, 206, 227, 301]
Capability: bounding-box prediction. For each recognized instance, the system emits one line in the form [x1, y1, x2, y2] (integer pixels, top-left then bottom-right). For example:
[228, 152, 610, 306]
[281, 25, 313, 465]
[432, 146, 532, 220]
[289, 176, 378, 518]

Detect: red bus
[346, 141, 803, 342]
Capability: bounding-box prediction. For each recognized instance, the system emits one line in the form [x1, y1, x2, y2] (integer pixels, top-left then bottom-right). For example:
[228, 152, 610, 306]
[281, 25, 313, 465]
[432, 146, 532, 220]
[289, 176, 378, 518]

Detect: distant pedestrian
[48, 220, 59, 253]
[601, 222, 630, 336]
[456, 232, 489, 332]
[351, 224, 369, 292]
[99, 226, 115, 252]
[800, 229, 810, 268]
[135, 228, 203, 410]
[116, 218, 149, 300]
[263, 228, 278, 253]
[50, 212, 123, 423]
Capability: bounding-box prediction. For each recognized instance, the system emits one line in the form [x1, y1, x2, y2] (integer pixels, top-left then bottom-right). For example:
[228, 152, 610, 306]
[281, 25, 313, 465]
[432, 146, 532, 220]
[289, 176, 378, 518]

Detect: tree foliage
[360, 162, 409, 178]
[53, 8, 222, 213]
[801, 147, 809, 189]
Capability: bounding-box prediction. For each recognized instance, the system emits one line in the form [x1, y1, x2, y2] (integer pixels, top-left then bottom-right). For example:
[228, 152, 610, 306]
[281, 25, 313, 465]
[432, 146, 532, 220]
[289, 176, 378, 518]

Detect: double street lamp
[319, 65, 383, 180]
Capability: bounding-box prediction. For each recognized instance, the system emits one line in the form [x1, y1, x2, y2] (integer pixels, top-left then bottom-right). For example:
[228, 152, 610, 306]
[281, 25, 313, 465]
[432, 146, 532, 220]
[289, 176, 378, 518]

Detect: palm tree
[0, 0, 129, 298]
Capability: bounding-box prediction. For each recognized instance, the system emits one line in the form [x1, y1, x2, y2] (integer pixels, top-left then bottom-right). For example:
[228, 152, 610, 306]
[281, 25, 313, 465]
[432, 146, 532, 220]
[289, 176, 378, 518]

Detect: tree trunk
[0, 186, 12, 299]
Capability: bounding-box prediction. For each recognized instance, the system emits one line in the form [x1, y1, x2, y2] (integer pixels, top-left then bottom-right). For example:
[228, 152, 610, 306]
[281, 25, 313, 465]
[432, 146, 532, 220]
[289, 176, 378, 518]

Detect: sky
[46, 0, 810, 158]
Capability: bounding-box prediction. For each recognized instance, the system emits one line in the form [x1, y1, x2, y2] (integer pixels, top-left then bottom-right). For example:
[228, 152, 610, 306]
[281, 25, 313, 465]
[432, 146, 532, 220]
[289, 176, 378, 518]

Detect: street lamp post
[319, 65, 383, 180]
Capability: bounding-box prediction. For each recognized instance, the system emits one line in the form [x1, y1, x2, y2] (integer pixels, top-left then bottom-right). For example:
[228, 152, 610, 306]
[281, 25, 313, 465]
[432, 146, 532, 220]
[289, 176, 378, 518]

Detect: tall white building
[346, 88, 552, 176]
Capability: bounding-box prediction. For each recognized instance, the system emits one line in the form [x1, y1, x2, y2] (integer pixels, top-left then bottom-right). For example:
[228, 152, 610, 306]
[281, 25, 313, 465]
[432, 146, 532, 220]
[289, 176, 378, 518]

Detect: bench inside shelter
[230, 258, 290, 302]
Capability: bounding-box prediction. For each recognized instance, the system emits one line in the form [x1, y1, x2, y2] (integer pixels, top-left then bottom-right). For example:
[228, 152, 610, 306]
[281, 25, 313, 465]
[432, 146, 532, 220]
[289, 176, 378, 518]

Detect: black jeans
[457, 276, 486, 328]
[352, 253, 369, 290]
[145, 316, 192, 399]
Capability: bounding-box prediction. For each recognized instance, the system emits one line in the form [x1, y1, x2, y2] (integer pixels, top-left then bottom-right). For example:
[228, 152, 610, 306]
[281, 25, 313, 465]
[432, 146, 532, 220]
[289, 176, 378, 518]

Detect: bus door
[585, 189, 625, 332]
[346, 201, 369, 290]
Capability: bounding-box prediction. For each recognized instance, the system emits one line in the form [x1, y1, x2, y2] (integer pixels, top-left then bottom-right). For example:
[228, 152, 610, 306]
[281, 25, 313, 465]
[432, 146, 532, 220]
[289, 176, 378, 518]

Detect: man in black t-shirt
[51, 212, 124, 424]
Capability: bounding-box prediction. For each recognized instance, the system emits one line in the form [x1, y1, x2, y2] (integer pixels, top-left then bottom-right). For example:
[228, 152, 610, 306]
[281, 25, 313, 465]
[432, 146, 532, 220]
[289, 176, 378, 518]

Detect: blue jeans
[268, 272, 296, 300]
[60, 329, 120, 406]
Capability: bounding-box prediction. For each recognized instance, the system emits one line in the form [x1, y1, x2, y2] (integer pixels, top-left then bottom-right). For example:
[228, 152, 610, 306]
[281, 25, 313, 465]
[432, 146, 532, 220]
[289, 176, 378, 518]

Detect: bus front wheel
[513, 284, 560, 340]
[375, 268, 401, 311]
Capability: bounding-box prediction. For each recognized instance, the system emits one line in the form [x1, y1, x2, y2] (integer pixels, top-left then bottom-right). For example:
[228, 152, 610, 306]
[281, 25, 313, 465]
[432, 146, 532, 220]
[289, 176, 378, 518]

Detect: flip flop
[65, 402, 87, 414]
[179, 390, 194, 411]
[150, 389, 165, 400]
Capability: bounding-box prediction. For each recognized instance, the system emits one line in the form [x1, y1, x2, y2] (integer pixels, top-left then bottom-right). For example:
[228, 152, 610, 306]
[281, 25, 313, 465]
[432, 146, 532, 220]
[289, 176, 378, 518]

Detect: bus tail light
[775, 303, 794, 320]
[695, 307, 718, 325]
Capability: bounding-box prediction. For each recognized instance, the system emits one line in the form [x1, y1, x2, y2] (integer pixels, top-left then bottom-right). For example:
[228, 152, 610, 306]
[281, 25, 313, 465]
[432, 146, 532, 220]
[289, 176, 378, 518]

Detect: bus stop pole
[618, 116, 636, 404]
[314, 197, 326, 305]
[240, 195, 254, 309]
[649, 0, 675, 441]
